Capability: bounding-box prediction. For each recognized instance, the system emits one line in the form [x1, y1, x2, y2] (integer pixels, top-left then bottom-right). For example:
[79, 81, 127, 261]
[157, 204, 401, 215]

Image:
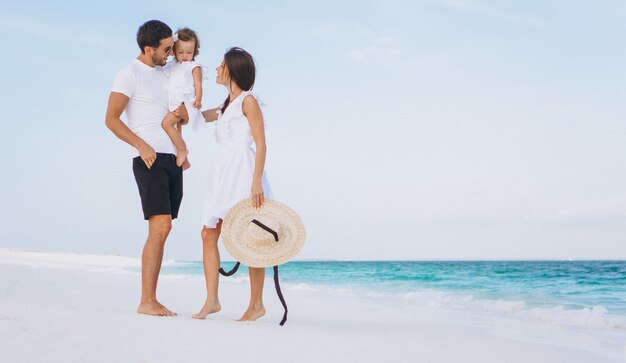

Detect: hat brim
[222, 199, 306, 267]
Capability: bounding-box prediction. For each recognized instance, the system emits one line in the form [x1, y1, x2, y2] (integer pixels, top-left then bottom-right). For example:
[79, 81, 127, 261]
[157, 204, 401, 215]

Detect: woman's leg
[192, 221, 222, 319]
[161, 111, 188, 167]
[239, 267, 266, 321]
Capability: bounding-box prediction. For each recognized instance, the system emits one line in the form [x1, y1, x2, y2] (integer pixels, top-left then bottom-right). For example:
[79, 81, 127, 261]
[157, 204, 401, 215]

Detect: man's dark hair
[136, 20, 172, 54]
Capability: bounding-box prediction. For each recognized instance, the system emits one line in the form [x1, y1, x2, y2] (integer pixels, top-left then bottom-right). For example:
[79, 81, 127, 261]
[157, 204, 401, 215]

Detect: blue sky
[1, 0, 625, 260]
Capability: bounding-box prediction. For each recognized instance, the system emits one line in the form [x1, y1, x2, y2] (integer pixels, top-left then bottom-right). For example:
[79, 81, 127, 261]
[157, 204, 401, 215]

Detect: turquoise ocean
[150, 260, 626, 329]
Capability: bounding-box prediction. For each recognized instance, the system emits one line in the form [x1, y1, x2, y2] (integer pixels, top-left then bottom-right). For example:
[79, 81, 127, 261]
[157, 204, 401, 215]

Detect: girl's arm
[192, 66, 203, 109]
[201, 107, 220, 123]
[243, 95, 267, 209]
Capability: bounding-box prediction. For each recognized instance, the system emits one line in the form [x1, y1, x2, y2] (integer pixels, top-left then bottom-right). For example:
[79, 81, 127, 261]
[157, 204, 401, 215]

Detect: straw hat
[222, 199, 306, 267]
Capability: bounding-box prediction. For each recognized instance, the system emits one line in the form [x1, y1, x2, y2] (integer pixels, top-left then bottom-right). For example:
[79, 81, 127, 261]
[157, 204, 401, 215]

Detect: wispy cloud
[438, 0, 485, 11]
[436, 0, 543, 27]
[350, 37, 403, 64]
[530, 194, 626, 227]
[350, 36, 448, 68]
[0, 14, 122, 47]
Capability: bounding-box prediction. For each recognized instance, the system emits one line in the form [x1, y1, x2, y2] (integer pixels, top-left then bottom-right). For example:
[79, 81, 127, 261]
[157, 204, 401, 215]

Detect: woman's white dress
[201, 91, 272, 228]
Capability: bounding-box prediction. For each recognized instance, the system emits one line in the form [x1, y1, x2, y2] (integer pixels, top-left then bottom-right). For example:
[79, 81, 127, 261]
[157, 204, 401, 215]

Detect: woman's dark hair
[221, 47, 256, 114]
[136, 20, 172, 54]
[174, 27, 200, 60]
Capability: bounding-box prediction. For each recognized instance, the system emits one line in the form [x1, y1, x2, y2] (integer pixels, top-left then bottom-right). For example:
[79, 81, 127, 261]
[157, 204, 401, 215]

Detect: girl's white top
[162, 60, 204, 130]
[201, 91, 272, 228]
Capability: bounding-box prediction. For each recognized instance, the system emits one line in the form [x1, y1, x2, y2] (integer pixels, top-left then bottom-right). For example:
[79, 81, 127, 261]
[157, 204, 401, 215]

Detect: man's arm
[105, 92, 157, 169]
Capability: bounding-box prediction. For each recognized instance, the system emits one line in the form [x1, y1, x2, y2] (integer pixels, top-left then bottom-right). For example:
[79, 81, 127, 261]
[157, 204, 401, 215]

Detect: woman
[193, 47, 272, 321]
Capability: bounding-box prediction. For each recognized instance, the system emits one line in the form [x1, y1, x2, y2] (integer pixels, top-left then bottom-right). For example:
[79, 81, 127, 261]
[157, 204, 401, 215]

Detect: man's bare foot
[176, 149, 189, 167]
[182, 158, 191, 171]
[238, 305, 266, 322]
[137, 301, 177, 317]
[192, 301, 222, 319]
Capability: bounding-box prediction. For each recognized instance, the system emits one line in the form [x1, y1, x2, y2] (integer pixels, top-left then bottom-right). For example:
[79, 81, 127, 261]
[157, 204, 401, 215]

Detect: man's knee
[149, 215, 172, 242]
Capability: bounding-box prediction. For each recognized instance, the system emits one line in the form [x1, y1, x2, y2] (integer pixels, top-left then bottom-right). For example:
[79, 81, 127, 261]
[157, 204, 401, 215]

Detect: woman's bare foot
[192, 301, 221, 319]
[176, 149, 189, 167]
[238, 305, 266, 322]
[137, 301, 176, 317]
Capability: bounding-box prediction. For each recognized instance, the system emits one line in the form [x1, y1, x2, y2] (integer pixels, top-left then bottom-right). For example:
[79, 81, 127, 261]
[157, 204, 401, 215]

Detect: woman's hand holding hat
[251, 179, 264, 210]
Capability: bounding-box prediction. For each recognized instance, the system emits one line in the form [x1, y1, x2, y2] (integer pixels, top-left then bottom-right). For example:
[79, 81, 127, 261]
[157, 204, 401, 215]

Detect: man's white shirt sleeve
[111, 68, 134, 98]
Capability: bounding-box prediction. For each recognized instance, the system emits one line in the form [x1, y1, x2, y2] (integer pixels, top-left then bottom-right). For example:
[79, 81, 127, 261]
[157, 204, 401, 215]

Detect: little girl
[162, 27, 204, 167]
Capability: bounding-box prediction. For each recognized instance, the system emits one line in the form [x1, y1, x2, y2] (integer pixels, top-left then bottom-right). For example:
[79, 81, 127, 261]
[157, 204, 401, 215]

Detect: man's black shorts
[132, 153, 183, 220]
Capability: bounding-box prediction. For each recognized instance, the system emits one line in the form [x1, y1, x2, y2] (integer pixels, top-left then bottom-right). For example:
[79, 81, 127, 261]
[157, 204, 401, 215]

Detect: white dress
[201, 91, 272, 228]
[162, 60, 205, 130]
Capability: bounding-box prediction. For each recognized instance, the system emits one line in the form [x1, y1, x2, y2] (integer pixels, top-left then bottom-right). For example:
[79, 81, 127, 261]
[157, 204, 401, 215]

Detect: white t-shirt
[111, 59, 176, 156]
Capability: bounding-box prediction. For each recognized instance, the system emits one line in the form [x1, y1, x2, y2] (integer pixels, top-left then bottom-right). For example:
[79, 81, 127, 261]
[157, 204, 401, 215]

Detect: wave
[402, 288, 626, 329]
[515, 305, 626, 330]
[279, 282, 626, 331]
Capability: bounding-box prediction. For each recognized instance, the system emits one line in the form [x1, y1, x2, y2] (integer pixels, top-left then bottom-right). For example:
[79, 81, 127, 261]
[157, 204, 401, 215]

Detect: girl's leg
[192, 221, 223, 319]
[239, 267, 266, 321]
[162, 111, 188, 167]
[177, 123, 191, 170]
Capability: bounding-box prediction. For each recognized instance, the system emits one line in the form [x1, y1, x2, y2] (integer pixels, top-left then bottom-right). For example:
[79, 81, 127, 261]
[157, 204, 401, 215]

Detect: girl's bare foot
[192, 301, 221, 319]
[238, 305, 265, 322]
[176, 149, 189, 167]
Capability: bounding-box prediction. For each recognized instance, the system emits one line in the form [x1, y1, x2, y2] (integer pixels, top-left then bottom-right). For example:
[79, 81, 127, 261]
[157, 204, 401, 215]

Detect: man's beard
[152, 53, 166, 66]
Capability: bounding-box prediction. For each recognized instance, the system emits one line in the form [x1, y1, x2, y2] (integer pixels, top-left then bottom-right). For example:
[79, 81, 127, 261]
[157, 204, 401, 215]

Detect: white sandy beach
[1, 248, 624, 363]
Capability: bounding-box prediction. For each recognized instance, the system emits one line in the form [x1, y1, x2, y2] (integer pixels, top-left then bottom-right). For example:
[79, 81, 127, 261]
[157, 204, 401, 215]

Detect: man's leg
[137, 214, 176, 316]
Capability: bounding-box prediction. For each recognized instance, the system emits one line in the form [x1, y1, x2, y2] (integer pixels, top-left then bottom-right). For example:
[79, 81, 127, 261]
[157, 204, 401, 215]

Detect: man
[105, 20, 188, 316]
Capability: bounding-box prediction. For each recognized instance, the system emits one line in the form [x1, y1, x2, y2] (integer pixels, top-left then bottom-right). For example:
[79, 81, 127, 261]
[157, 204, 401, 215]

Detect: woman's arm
[201, 107, 220, 123]
[243, 94, 267, 209]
